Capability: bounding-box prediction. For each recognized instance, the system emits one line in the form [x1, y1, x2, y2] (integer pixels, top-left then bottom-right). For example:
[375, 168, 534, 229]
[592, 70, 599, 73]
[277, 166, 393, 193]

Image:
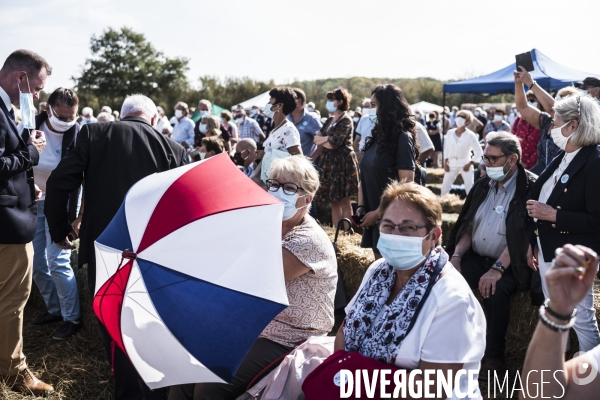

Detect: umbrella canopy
[92, 154, 288, 389]
[443, 48, 600, 95]
[409, 101, 444, 114]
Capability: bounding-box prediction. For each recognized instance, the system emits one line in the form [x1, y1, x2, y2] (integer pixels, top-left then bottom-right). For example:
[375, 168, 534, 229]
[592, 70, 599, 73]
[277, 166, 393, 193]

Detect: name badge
[495, 206, 504, 214]
[561, 174, 569, 184]
[303, 121, 308, 126]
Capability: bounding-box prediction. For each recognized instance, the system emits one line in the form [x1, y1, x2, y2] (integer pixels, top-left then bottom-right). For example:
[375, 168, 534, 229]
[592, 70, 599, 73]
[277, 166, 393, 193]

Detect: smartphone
[515, 51, 534, 72]
[233, 152, 244, 166]
[351, 215, 362, 226]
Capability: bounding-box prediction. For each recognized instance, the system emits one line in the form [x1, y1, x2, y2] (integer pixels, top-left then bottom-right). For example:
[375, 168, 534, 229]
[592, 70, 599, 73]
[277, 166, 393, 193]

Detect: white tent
[409, 101, 444, 114]
[236, 91, 271, 111]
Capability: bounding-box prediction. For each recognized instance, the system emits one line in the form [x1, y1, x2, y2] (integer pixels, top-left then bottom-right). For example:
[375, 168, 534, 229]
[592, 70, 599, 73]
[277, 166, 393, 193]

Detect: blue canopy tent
[443, 48, 599, 95]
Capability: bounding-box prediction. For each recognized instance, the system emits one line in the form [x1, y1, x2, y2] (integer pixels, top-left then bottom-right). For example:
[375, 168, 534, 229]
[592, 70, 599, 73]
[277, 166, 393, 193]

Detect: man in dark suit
[45, 94, 186, 400]
[0, 49, 54, 396]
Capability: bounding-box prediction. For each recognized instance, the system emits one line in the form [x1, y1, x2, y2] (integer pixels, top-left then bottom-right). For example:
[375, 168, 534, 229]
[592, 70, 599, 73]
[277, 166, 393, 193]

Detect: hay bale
[441, 213, 459, 247]
[427, 183, 442, 195]
[425, 168, 464, 185]
[440, 194, 465, 214]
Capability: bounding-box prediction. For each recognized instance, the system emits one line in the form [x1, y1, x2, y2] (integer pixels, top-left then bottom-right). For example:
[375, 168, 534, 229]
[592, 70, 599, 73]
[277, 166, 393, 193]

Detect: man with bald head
[45, 94, 186, 400]
[235, 138, 257, 177]
[0, 49, 53, 396]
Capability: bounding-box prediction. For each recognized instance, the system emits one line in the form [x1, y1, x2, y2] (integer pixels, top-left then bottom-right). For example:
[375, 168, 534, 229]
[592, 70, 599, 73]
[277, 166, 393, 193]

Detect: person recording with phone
[526, 95, 600, 353]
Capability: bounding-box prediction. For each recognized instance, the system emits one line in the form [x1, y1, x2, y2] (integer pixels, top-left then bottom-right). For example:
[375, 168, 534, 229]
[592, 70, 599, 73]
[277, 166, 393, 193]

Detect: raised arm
[514, 69, 542, 129]
[517, 66, 556, 116]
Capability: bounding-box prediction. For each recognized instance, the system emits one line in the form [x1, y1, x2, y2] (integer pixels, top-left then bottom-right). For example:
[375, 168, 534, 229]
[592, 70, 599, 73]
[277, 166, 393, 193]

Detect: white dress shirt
[538, 148, 581, 208]
[0, 85, 12, 112]
[443, 128, 482, 168]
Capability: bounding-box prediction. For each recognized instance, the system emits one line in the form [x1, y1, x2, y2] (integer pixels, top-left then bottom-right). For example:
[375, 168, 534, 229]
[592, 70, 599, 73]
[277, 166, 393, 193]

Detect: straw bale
[426, 168, 464, 185]
[427, 183, 441, 196]
[440, 194, 465, 214]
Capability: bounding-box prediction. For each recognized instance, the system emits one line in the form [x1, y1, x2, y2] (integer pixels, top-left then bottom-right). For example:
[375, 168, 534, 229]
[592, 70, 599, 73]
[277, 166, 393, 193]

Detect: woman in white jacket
[441, 110, 483, 196]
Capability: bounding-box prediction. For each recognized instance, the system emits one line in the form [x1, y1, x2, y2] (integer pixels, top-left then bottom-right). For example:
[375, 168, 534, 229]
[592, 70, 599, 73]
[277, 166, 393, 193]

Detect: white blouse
[346, 259, 486, 400]
[443, 128, 483, 168]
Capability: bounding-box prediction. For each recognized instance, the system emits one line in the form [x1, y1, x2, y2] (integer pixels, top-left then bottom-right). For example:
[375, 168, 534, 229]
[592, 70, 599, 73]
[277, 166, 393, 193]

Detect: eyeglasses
[266, 179, 303, 195]
[50, 106, 78, 123]
[481, 154, 507, 164]
[376, 220, 427, 236]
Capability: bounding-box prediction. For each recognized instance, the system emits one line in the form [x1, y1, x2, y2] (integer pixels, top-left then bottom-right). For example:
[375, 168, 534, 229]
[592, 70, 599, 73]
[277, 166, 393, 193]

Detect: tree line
[43, 27, 513, 116]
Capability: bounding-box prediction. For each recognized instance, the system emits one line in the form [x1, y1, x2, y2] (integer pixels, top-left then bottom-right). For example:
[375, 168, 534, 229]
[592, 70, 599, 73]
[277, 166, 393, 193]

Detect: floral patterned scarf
[344, 246, 447, 365]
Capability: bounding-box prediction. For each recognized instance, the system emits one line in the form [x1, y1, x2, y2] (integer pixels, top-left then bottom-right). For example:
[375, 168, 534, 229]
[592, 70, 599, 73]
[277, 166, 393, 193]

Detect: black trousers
[168, 338, 293, 400]
[88, 260, 168, 400]
[460, 250, 517, 358]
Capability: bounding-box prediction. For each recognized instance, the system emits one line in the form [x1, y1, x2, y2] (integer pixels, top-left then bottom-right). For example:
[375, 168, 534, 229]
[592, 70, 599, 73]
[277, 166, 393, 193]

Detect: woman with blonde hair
[199, 114, 230, 153]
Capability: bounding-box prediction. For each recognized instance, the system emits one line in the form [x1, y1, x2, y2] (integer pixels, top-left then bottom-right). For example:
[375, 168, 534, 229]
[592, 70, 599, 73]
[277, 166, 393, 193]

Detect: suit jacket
[35, 112, 81, 222]
[446, 163, 537, 290]
[529, 145, 600, 261]
[0, 97, 39, 244]
[45, 116, 186, 266]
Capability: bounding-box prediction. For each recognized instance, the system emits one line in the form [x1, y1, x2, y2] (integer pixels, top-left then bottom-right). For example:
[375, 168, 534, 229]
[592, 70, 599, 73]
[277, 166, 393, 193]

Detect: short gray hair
[554, 95, 600, 147]
[269, 156, 320, 196]
[81, 107, 94, 117]
[120, 94, 158, 119]
[97, 112, 111, 123]
[198, 99, 212, 110]
[486, 131, 522, 162]
[236, 138, 257, 152]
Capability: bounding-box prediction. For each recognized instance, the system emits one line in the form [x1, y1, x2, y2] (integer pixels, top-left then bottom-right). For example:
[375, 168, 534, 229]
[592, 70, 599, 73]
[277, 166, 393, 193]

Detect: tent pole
[441, 91, 446, 166]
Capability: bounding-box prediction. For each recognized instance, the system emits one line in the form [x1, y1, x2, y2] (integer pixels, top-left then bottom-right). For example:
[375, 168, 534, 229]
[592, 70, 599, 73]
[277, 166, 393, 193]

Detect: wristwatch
[491, 261, 505, 274]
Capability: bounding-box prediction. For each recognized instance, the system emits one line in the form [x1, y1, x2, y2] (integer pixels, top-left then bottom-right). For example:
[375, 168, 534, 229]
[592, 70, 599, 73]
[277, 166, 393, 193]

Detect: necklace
[273, 118, 287, 132]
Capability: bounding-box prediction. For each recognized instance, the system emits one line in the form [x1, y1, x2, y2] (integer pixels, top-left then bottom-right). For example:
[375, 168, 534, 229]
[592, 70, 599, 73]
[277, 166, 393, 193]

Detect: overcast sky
[2, 0, 599, 93]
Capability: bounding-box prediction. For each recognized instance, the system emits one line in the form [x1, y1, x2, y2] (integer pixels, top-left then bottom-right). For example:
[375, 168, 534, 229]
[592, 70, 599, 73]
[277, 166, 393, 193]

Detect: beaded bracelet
[543, 298, 576, 321]
[539, 306, 576, 332]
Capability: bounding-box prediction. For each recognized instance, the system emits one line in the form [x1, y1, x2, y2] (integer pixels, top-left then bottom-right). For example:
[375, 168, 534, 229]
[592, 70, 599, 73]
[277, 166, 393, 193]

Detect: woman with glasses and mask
[356, 84, 419, 260]
[333, 182, 485, 398]
[526, 95, 600, 353]
[21, 88, 82, 340]
[441, 110, 483, 196]
[169, 156, 337, 400]
[313, 87, 359, 228]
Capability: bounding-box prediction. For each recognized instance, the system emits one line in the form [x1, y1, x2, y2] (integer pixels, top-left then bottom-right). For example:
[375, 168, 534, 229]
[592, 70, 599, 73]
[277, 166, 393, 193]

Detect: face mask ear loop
[25, 74, 32, 94]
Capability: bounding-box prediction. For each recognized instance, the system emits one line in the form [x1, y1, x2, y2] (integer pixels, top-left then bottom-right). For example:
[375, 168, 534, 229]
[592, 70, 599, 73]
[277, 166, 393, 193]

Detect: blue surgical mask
[325, 101, 337, 113]
[377, 232, 429, 271]
[199, 110, 208, 117]
[264, 104, 275, 119]
[486, 159, 510, 181]
[18, 75, 35, 129]
[270, 188, 307, 221]
[199, 123, 208, 134]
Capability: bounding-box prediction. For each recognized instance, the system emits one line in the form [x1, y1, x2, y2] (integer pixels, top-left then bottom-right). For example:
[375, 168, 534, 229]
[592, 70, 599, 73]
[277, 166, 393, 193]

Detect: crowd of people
[2, 47, 600, 400]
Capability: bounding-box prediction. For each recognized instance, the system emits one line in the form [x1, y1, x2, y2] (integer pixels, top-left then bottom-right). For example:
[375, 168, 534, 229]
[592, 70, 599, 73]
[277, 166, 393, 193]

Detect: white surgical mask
[325, 101, 337, 113]
[493, 115, 503, 122]
[486, 159, 510, 181]
[264, 104, 275, 118]
[270, 187, 307, 221]
[175, 109, 183, 118]
[250, 109, 258, 116]
[368, 107, 377, 123]
[235, 117, 244, 125]
[199, 123, 208, 134]
[377, 232, 429, 271]
[554, 95, 563, 102]
[220, 117, 226, 124]
[550, 122, 573, 150]
[528, 101, 538, 108]
[48, 105, 77, 133]
[307, 106, 314, 112]
[199, 110, 208, 117]
[474, 111, 480, 117]
[199, 152, 206, 160]
[18, 75, 35, 129]
[455, 116, 466, 128]
[352, 117, 359, 122]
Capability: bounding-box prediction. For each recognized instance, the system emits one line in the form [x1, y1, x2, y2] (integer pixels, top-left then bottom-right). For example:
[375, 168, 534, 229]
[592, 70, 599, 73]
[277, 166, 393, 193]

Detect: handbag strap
[403, 250, 448, 339]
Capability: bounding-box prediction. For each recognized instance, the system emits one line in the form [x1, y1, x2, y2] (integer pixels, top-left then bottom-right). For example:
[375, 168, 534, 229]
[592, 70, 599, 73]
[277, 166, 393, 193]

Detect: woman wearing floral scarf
[333, 182, 486, 399]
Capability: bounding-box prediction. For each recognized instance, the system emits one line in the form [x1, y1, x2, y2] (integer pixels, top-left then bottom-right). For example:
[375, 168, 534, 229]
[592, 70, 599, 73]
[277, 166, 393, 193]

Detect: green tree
[73, 27, 189, 111]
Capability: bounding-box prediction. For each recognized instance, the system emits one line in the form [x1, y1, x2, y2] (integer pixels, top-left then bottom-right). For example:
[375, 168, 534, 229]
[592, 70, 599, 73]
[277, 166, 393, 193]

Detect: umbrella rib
[126, 296, 160, 319]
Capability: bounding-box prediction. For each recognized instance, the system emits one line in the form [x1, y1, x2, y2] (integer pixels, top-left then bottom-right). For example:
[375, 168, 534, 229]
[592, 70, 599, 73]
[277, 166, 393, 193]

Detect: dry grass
[426, 167, 464, 185]
[1, 252, 114, 399]
[440, 194, 465, 214]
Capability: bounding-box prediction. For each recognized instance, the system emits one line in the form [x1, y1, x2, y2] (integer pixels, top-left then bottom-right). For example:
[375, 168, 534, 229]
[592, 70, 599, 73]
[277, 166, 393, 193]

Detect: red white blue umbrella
[92, 154, 288, 389]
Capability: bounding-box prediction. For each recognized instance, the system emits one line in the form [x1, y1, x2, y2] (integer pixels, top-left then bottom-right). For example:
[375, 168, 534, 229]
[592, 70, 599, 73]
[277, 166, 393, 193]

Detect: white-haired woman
[170, 156, 337, 400]
[527, 95, 600, 352]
